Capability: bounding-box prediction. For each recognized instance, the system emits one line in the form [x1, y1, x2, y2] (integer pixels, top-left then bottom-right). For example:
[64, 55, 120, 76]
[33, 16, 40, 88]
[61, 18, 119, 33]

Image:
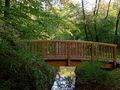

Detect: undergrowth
[0, 38, 57, 90]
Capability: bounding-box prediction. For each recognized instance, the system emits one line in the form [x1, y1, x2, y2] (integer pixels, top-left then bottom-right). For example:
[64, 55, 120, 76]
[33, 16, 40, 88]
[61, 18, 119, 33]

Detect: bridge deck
[21, 40, 117, 67]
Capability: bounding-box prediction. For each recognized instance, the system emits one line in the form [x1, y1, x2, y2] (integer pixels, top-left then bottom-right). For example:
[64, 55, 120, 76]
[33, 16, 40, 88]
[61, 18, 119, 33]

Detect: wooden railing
[21, 40, 117, 66]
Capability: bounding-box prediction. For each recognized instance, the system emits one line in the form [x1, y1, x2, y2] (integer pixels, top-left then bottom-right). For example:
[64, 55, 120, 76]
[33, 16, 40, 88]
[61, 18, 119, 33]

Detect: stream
[51, 67, 75, 90]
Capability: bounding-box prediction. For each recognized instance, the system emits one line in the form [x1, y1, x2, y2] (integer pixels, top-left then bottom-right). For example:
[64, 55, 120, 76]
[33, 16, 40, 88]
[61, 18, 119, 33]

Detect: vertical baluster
[78, 43, 80, 57]
[110, 47, 112, 59]
[76, 42, 78, 57]
[49, 41, 50, 56]
[32, 42, 35, 54]
[42, 42, 45, 58]
[90, 43, 94, 61]
[66, 42, 67, 57]
[82, 43, 83, 58]
[69, 42, 71, 56]
[48, 41, 49, 55]
[62, 42, 64, 55]
[111, 47, 113, 59]
[86, 43, 88, 57]
[80, 43, 82, 58]
[64, 42, 66, 55]
[56, 41, 59, 55]
[58, 42, 60, 55]
[76, 42, 77, 56]
[61, 42, 62, 55]
[51, 42, 53, 55]
[84, 43, 86, 58]
[104, 45, 107, 61]
[67, 41, 70, 66]
[108, 46, 110, 60]
[103, 46, 105, 60]
[53, 42, 56, 56]
[88, 43, 90, 58]
[72, 42, 73, 56]
[106, 46, 108, 60]
[89, 43, 91, 58]
[95, 44, 98, 60]
[77, 42, 79, 57]
[83, 43, 85, 58]
[54, 41, 56, 56]
[113, 46, 117, 68]
[99, 45, 102, 60]
[38, 42, 41, 57]
[60, 41, 61, 55]
[81, 43, 83, 58]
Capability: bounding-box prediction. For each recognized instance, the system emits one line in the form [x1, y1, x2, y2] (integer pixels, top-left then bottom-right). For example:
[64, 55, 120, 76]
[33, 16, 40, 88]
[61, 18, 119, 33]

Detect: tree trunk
[93, 0, 99, 42]
[87, 24, 93, 41]
[114, 9, 120, 44]
[4, 0, 10, 19]
[96, 0, 101, 15]
[81, 0, 89, 41]
[4, 0, 10, 29]
[104, 0, 111, 19]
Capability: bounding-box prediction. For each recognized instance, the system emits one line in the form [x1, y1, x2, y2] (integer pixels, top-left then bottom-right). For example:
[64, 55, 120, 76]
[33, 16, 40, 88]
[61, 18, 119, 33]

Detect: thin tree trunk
[87, 25, 93, 41]
[93, 0, 99, 42]
[104, 0, 111, 19]
[114, 9, 120, 44]
[96, 0, 101, 15]
[81, 0, 89, 41]
[4, 0, 10, 19]
[4, 0, 10, 29]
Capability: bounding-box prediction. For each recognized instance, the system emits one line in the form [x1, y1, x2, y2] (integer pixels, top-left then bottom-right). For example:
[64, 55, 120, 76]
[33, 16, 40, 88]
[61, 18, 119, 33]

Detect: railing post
[113, 46, 117, 68]
[67, 42, 70, 66]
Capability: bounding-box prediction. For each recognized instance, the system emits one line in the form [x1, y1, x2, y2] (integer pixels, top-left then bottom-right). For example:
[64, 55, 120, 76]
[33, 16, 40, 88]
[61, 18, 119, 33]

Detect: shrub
[75, 61, 110, 86]
[33, 58, 57, 90]
[0, 40, 57, 90]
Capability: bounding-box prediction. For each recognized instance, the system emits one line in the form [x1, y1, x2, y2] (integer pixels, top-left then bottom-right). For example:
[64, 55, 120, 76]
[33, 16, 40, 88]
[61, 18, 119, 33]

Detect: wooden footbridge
[21, 40, 117, 68]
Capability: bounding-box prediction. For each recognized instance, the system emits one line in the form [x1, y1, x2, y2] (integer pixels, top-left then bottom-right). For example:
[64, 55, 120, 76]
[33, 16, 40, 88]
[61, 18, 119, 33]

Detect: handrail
[21, 40, 117, 67]
[30, 40, 117, 46]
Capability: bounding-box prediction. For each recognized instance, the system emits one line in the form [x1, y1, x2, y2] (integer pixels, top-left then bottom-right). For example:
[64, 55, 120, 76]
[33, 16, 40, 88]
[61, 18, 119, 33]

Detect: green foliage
[0, 39, 57, 90]
[75, 61, 120, 90]
[75, 62, 111, 85]
[0, 40, 33, 90]
[33, 58, 57, 90]
[1, 0, 120, 46]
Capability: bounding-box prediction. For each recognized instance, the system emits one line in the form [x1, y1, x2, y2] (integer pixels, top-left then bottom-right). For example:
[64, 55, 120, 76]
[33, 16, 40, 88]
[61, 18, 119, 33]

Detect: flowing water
[51, 67, 76, 90]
